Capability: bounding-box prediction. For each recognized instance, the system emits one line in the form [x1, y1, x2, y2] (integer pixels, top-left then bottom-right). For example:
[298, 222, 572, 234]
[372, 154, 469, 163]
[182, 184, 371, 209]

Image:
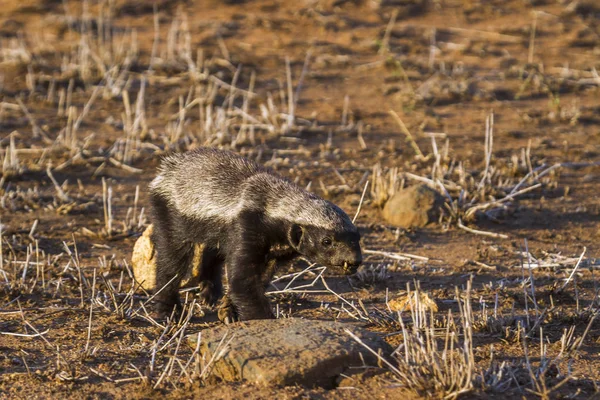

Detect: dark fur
[148, 148, 362, 321]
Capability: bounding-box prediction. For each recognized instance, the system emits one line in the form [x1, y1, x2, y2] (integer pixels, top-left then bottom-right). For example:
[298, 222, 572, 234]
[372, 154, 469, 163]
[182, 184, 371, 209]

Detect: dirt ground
[0, 0, 599, 398]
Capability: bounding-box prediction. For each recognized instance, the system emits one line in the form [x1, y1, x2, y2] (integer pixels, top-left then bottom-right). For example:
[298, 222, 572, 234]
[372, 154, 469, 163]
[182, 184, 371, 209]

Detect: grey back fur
[149, 148, 356, 232]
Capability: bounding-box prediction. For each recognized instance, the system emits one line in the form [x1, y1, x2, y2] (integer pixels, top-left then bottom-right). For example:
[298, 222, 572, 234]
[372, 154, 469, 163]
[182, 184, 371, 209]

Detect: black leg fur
[217, 258, 277, 324]
[218, 248, 299, 324]
[150, 194, 193, 319]
[224, 213, 274, 321]
[197, 247, 224, 306]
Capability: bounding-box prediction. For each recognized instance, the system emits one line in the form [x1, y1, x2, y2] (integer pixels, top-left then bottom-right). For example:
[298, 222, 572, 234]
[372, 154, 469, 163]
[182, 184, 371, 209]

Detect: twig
[85, 268, 97, 353]
[558, 247, 586, 293]
[345, 329, 401, 374]
[465, 184, 542, 220]
[73, 84, 101, 132]
[477, 112, 494, 193]
[294, 49, 312, 106]
[353, 181, 369, 223]
[0, 329, 50, 337]
[379, 9, 399, 56]
[389, 110, 423, 158]
[528, 12, 538, 64]
[46, 165, 71, 203]
[16, 97, 50, 143]
[131, 274, 180, 318]
[524, 239, 539, 317]
[457, 219, 508, 239]
[108, 157, 143, 173]
[364, 249, 429, 262]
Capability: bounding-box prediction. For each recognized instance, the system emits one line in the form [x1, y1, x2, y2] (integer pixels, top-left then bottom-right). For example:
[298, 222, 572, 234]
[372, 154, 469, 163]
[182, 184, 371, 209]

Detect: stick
[0, 329, 50, 337]
[345, 329, 402, 374]
[528, 12, 537, 64]
[46, 165, 71, 202]
[558, 247, 586, 293]
[465, 183, 541, 220]
[16, 98, 51, 143]
[389, 110, 423, 158]
[477, 112, 494, 193]
[353, 181, 369, 223]
[524, 239, 539, 317]
[285, 56, 294, 127]
[457, 219, 508, 239]
[108, 157, 143, 173]
[85, 268, 97, 353]
[364, 249, 429, 262]
[73, 84, 101, 132]
[379, 9, 399, 55]
[294, 49, 312, 106]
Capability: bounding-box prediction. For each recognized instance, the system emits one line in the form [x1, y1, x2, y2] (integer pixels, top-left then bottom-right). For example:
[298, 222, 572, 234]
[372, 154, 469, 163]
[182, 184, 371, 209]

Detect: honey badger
[148, 147, 362, 322]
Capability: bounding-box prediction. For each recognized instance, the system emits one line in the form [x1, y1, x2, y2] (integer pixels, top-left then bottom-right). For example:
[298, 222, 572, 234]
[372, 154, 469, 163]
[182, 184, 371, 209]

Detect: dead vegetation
[1, 0, 600, 398]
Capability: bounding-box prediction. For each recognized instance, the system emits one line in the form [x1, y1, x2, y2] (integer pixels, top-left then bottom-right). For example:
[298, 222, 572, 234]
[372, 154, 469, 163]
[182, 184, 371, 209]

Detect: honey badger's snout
[338, 246, 362, 275]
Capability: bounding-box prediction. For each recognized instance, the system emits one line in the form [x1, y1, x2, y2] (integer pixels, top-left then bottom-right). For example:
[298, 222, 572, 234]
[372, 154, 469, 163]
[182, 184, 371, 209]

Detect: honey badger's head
[287, 224, 362, 275]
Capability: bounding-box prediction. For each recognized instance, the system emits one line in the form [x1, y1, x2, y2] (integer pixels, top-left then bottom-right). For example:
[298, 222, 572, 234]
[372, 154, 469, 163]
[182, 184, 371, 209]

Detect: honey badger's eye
[321, 237, 332, 247]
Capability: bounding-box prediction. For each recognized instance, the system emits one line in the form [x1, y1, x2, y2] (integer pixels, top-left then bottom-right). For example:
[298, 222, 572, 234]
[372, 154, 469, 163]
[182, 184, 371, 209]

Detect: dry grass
[0, 224, 230, 389]
[370, 110, 564, 239]
[348, 274, 596, 399]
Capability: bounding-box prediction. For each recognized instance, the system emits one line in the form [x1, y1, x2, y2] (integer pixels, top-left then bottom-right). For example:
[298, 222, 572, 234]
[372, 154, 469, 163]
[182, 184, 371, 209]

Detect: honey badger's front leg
[218, 250, 295, 324]
[225, 253, 274, 321]
[223, 217, 275, 322]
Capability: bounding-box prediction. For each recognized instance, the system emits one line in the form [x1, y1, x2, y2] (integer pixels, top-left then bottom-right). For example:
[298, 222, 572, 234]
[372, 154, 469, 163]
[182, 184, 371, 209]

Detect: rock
[187, 318, 392, 388]
[131, 225, 203, 290]
[382, 184, 445, 228]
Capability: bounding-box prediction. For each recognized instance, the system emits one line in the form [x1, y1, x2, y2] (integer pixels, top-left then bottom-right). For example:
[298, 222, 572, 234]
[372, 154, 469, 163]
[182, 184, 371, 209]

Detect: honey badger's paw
[156, 300, 182, 321]
[217, 296, 238, 325]
[197, 280, 218, 306]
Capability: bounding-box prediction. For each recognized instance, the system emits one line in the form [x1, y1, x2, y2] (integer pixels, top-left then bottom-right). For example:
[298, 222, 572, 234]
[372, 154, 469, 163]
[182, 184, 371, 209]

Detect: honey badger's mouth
[331, 261, 359, 275]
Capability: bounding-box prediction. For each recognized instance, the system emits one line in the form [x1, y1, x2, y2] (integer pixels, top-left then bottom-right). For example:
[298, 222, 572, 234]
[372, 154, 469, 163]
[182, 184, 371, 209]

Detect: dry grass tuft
[348, 274, 595, 399]
[370, 112, 562, 238]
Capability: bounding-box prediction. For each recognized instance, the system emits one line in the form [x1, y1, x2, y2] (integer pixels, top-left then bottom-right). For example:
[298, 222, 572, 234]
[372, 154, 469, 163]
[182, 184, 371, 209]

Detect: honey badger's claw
[217, 296, 238, 324]
[219, 308, 238, 324]
[156, 300, 182, 321]
[197, 280, 217, 306]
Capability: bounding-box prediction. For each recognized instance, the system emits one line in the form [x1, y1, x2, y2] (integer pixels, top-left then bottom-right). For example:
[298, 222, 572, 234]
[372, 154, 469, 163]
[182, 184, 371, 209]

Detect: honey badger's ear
[288, 224, 304, 250]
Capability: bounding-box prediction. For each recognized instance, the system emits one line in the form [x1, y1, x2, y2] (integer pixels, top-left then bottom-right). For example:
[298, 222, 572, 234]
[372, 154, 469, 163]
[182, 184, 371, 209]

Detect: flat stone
[187, 318, 391, 388]
[382, 184, 445, 228]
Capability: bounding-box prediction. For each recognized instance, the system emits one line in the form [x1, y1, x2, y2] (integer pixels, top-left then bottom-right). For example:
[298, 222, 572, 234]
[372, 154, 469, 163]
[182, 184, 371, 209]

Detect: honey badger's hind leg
[149, 194, 192, 319]
[196, 247, 224, 307]
[153, 239, 194, 319]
